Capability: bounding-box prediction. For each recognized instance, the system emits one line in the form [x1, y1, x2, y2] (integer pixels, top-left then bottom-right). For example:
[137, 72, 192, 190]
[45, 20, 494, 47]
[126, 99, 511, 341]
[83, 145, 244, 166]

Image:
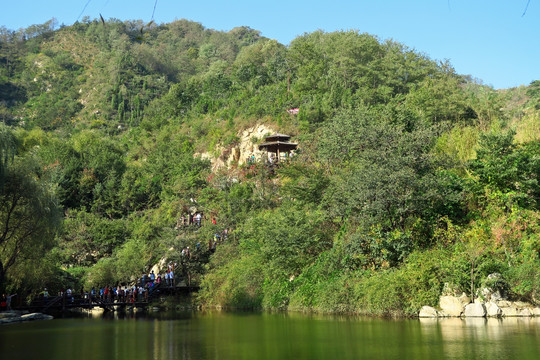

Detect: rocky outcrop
[419, 297, 540, 318]
[419, 273, 540, 318]
[237, 124, 275, 165]
[195, 124, 276, 171]
[497, 301, 540, 317]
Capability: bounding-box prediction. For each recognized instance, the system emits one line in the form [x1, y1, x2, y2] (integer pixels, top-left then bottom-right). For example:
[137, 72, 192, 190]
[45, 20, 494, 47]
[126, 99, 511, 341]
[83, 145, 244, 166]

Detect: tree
[0, 156, 61, 292]
[469, 130, 540, 210]
[318, 107, 459, 230]
[0, 123, 17, 189]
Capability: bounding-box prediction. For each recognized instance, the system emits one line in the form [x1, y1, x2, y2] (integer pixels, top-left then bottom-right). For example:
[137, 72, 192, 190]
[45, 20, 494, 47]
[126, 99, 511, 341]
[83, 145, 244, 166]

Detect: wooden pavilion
[258, 133, 298, 162]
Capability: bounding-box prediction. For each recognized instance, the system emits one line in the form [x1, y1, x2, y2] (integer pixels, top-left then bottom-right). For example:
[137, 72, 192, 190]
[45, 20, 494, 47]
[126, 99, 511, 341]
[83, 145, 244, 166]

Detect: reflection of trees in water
[419, 317, 540, 358]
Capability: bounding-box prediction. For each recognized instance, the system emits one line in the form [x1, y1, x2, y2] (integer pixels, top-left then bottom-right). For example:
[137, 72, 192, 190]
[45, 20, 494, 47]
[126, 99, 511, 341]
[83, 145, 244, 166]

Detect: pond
[1, 311, 540, 359]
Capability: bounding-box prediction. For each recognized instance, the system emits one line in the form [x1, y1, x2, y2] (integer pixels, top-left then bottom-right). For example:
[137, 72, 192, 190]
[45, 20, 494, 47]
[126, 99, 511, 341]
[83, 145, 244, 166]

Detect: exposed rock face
[237, 124, 275, 165]
[463, 302, 487, 317]
[439, 294, 470, 317]
[419, 306, 439, 318]
[151, 256, 169, 275]
[194, 124, 276, 171]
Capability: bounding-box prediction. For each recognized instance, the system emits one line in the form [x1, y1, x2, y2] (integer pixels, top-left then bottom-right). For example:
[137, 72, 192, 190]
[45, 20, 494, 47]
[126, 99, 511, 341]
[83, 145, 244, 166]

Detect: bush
[507, 260, 540, 303]
[198, 253, 264, 309]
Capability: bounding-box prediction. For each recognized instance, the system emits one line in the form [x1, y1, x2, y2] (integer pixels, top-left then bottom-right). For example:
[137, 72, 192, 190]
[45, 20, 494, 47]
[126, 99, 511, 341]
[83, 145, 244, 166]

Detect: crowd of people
[35, 263, 179, 307]
[175, 212, 203, 228]
[3, 213, 233, 311]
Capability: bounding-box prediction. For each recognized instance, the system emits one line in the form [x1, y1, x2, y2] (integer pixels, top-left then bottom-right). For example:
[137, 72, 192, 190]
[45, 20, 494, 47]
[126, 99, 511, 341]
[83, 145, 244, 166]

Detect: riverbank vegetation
[1, 18, 539, 315]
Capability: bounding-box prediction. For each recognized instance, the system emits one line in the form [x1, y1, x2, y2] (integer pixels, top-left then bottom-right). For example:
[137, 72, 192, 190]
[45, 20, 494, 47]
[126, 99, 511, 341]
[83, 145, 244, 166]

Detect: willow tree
[0, 155, 61, 293]
[0, 123, 17, 189]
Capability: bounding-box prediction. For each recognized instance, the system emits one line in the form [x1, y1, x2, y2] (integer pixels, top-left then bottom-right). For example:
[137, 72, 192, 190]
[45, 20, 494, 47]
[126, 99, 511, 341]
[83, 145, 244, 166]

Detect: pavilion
[258, 133, 298, 163]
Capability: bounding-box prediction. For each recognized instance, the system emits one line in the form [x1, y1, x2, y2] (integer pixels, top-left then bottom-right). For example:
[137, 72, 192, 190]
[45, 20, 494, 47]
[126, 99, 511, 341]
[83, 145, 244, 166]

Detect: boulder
[20, 313, 53, 321]
[0, 311, 20, 319]
[501, 306, 518, 317]
[485, 302, 502, 317]
[0, 317, 22, 325]
[480, 288, 503, 302]
[150, 256, 169, 275]
[518, 308, 533, 317]
[490, 290, 503, 302]
[496, 300, 512, 307]
[439, 295, 469, 317]
[419, 306, 439, 318]
[513, 301, 530, 308]
[532, 307, 540, 317]
[463, 302, 486, 317]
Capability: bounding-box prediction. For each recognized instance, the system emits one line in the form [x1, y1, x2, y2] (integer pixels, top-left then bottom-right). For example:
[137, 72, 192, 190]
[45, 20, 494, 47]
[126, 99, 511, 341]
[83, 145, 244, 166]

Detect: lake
[1, 311, 540, 359]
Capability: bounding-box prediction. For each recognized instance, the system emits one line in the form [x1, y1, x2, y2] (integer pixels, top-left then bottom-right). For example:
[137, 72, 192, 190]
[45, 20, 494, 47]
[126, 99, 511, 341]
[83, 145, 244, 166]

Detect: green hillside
[1, 18, 539, 315]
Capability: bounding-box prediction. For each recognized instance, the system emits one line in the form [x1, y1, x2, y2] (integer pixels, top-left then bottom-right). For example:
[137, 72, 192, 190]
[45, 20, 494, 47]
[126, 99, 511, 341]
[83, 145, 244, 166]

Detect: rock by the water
[496, 300, 512, 307]
[20, 313, 53, 321]
[519, 308, 533, 317]
[513, 301, 530, 308]
[463, 302, 486, 317]
[439, 294, 470, 317]
[419, 306, 439, 318]
[501, 306, 518, 317]
[0, 311, 21, 319]
[486, 302, 502, 317]
[499, 302, 536, 317]
[0, 317, 22, 325]
[0, 312, 53, 325]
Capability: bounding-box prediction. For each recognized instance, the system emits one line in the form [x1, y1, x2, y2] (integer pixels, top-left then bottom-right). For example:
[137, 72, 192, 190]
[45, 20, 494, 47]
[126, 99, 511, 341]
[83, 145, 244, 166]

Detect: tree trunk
[470, 260, 475, 301]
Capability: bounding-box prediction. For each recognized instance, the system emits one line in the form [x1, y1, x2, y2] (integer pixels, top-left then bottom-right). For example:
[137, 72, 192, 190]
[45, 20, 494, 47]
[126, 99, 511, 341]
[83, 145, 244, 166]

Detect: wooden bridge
[18, 285, 199, 313]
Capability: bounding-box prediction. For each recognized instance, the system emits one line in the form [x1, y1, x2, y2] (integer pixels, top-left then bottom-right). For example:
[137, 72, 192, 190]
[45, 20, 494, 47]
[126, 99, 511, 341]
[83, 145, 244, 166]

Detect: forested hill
[1, 18, 539, 315]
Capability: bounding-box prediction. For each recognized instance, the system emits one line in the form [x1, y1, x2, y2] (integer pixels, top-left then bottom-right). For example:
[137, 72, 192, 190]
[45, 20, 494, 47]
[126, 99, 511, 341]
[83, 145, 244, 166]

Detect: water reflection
[419, 317, 540, 359]
[1, 312, 540, 359]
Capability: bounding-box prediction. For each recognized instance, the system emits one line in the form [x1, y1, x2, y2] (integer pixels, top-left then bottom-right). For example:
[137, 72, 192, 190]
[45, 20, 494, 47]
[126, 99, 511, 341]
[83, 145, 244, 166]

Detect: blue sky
[1, 0, 539, 89]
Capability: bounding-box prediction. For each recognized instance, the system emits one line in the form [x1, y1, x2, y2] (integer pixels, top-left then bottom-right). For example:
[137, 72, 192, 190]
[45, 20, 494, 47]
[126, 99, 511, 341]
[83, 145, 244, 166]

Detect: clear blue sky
[1, 0, 539, 89]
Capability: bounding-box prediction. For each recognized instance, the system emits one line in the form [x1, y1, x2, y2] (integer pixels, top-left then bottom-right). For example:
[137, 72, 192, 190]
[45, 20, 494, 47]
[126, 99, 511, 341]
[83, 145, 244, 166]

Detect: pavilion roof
[264, 133, 292, 142]
[258, 141, 298, 153]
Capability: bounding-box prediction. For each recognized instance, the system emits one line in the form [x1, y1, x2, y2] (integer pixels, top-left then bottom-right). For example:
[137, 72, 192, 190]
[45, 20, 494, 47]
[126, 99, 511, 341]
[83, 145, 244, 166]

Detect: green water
[1, 312, 540, 359]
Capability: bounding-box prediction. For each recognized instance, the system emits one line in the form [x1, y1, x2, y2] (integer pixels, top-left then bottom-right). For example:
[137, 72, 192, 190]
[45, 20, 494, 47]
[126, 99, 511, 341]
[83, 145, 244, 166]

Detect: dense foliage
[1, 18, 539, 315]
